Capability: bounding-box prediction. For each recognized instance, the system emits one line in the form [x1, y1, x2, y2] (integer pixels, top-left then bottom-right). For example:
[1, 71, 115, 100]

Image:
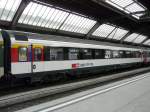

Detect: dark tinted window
[135, 51, 141, 58]
[95, 49, 105, 59]
[147, 52, 150, 57]
[44, 46, 50, 61]
[130, 51, 138, 58]
[14, 34, 28, 41]
[125, 51, 132, 58]
[80, 49, 92, 59]
[34, 48, 42, 61]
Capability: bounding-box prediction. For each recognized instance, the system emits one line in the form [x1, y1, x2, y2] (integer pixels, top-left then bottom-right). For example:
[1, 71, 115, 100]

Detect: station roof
[0, 0, 150, 47]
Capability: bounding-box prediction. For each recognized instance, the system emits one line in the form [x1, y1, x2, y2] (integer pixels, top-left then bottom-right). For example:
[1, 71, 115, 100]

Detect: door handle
[33, 64, 36, 69]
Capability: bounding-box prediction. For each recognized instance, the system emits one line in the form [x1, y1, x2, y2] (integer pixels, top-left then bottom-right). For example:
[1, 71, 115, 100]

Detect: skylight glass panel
[125, 3, 145, 13]
[124, 33, 139, 42]
[143, 39, 150, 45]
[18, 2, 69, 29]
[110, 0, 134, 8]
[106, 0, 123, 11]
[92, 24, 115, 38]
[107, 28, 128, 40]
[133, 35, 147, 43]
[60, 14, 96, 34]
[0, 0, 22, 21]
[105, 0, 147, 19]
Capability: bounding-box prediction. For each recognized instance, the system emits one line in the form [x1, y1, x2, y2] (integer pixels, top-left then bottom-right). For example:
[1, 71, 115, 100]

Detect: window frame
[18, 46, 28, 62]
[42, 46, 142, 61]
[105, 50, 113, 59]
[49, 47, 64, 61]
[94, 49, 105, 59]
[34, 47, 43, 61]
[68, 47, 80, 60]
[79, 48, 93, 60]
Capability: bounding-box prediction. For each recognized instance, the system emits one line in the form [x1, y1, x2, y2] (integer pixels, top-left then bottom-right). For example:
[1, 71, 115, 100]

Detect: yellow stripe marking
[32, 44, 43, 49]
[12, 43, 29, 48]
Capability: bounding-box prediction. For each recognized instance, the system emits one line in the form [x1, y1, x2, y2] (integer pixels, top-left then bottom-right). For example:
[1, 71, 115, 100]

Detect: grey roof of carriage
[6, 29, 149, 50]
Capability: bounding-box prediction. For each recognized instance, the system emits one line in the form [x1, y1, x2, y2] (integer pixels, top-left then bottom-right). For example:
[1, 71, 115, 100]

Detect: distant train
[0, 30, 149, 83]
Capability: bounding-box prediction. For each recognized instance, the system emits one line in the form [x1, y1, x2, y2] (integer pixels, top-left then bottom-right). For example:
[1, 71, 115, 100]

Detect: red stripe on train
[11, 48, 18, 62]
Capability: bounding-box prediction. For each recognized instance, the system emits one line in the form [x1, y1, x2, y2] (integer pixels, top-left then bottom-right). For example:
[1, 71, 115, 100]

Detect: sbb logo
[72, 63, 79, 69]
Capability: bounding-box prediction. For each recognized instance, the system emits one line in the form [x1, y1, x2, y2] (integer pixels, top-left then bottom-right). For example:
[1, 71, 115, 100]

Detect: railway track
[0, 67, 150, 109]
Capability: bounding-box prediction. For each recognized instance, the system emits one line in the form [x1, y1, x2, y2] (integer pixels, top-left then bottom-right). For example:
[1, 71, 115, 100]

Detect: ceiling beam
[140, 14, 150, 22]
[120, 31, 132, 43]
[141, 37, 149, 44]
[138, 0, 150, 11]
[11, 0, 30, 29]
[130, 11, 146, 15]
[86, 22, 102, 39]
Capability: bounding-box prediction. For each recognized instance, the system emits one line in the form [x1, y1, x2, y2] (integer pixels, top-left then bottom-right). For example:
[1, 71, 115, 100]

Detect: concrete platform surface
[117, 90, 150, 112]
[16, 72, 150, 112]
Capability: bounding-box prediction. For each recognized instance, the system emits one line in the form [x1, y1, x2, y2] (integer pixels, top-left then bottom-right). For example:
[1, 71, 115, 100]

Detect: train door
[143, 52, 147, 64]
[32, 44, 44, 73]
[0, 32, 4, 78]
[10, 43, 31, 75]
[141, 51, 147, 64]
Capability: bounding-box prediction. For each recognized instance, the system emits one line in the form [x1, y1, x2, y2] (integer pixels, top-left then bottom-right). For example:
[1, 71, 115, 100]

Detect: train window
[68, 48, 79, 60]
[132, 51, 138, 58]
[95, 49, 105, 59]
[19, 47, 28, 62]
[125, 51, 132, 58]
[80, 49, 92, 59]
[64, 47, 69, 60]
[142, 52, 147, 58]
[119, 51, 124, 58]
[105, 50, 112, 59]
[131, 52, 136, 58]
[113, 51, 120, 58]
[34, 48, 42, 61]
[44, 46, 50, 61]
[50, 48, 63, 60]
[148, 52, 150, 57]
[134, 51, 140, 58]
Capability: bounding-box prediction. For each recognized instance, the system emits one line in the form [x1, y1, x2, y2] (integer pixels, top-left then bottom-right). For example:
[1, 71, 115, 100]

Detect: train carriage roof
[4, 30, 150, 51]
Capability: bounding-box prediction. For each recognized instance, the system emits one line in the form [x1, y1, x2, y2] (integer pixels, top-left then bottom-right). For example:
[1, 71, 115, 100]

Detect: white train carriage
[0, 30, 150, 82]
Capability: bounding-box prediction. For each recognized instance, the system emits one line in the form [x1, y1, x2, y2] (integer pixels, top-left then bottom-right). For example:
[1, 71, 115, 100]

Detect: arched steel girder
[11, 0, 30, 29]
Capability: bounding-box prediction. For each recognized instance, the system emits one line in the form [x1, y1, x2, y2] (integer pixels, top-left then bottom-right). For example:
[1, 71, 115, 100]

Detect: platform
[16, 72, 150, 112]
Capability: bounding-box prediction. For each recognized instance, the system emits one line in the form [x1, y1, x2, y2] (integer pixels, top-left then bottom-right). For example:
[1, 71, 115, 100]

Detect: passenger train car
[0, 30, 150, 83]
